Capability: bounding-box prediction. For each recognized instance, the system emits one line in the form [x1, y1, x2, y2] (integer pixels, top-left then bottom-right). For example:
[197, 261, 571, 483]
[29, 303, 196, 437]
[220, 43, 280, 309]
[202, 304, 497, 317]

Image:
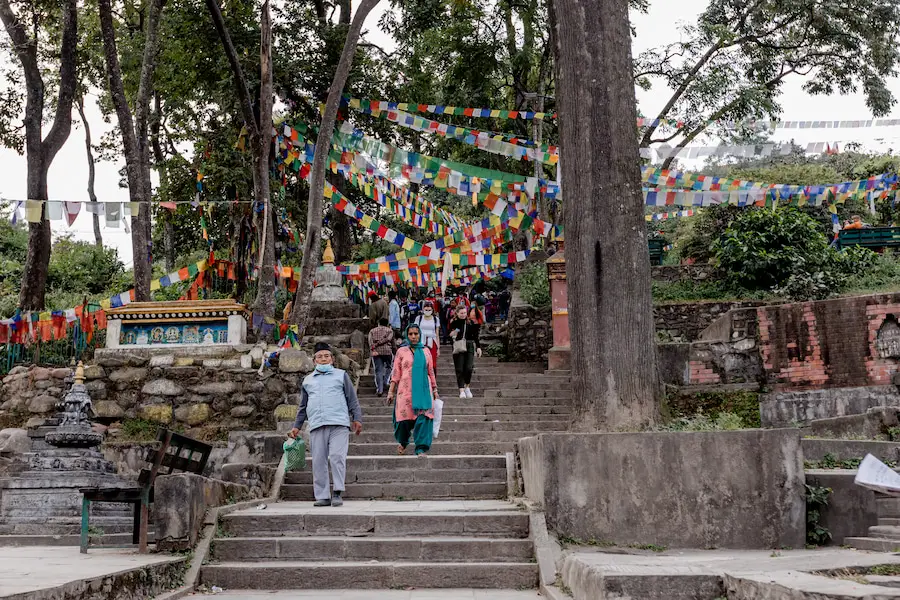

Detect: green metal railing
[0, 328, 106, 377]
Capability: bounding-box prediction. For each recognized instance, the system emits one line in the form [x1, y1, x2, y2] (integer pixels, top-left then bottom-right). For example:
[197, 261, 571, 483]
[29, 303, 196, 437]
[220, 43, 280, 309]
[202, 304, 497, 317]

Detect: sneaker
[313, 498, 331, 507]
[459, 389, 466, 399]
[331, 494, 344, 507]
[465, 388, 473, 399]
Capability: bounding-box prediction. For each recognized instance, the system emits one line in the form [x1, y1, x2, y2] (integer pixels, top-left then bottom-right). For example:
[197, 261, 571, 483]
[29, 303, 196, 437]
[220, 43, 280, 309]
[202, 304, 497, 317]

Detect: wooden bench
[79, 428, 212, 553]
[648, 238, 667, 265]
[837, 227, 900, 251]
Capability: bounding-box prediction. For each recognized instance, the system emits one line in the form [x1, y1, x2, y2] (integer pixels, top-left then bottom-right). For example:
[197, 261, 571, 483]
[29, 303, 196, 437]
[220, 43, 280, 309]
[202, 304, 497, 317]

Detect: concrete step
[220, 510, 530, 538]
[880, 518, 900, 527]
[199, 561, 539, 589]
[352, 431, 531, 443]
[290, 455, 507, 471]
[484, 389, 571, 399]
[870, 526, 900, 541]
[844, 536, 900, 551]
[363, 405, 572, 415]
[348, 441, 515, 455]
[356, 397, 569, 406]
[0, 531, 156, 547]
[358, 420, 568, 433]
[280, 481, 507, 501]
[210, 536, 533, 562]
[285, 467, 507, 485]
[879, 498, 900, 518]
[361, 414, 569, 423]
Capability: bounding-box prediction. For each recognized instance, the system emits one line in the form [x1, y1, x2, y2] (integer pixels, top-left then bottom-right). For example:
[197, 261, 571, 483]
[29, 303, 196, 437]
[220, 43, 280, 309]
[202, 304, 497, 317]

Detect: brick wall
[759, 293, 900, 391]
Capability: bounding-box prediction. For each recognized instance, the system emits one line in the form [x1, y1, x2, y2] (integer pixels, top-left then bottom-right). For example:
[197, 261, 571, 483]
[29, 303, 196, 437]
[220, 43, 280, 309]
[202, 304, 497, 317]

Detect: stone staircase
[847, 496, 900, 551]
[199, 354, 571, 592]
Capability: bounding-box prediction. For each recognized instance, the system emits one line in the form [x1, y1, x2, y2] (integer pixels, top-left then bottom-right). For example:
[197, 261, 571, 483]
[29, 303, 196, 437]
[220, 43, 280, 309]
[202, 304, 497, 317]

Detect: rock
[350, 329, 366, 349]
[278, 349, 313, 373]
[26, 395, 57, 414]
[344, 348, 363, 365]
[92, 423, 108, 435]
[249, 346, 265, 366]
[109, 367, 148, 383]
[265, 377, 285, 395]
[117, 390, 139, 409]
[83, 365, 106, 380]
[240, 355, 253, 369]
[7, 366, 27, 377]
[24, 417, 45, 429]
[230, 405, 255, 418]
[31, 367, 51, 381]
[141, 379, 184, 397]
[34, 380, 53, 390]
[50, 368, 71, 380]
[86, 379, 107, 395]
[273, 404, 298, 421]
[202, 359, 223, 368]
[243, 381, 264, 394]
[0, 428, 31, 454]
[149, 354, 175, 368]
[94, 401, 126, 419]
[191, 381, 237, 396]
[174, 403, 210, 426]
[47, 387, 63, 397]
[140, 404, 173, 424]
[174, 357, 195, 366]
[220, 359, 241, 369]
[95, 349, 149, 367]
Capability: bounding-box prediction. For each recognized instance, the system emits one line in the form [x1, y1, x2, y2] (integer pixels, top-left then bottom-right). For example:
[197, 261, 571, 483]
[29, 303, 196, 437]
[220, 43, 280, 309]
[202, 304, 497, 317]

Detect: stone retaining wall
[0, 347, 354, 438]
[651, 263, 720, 284]
[655, 301, 764, 344]
[505, 304, 551, 362]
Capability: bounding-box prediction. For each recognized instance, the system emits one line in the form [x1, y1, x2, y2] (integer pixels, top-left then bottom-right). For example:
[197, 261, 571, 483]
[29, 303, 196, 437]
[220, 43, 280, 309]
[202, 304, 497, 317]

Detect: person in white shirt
[415, 304, 441, 376]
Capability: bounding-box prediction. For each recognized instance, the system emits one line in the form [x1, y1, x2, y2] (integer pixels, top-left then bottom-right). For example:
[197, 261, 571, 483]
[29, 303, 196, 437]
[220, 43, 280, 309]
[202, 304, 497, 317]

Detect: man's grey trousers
[309, 424, 350, 501]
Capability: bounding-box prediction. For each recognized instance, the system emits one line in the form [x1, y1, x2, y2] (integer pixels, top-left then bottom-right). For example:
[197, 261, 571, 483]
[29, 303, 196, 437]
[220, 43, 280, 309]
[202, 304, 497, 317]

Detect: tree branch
[205, 0, 258, 139]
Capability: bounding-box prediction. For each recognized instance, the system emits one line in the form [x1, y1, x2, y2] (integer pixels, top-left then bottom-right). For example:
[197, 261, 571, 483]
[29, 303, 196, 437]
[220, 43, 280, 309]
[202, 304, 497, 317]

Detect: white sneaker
[465, 388, 473, 399]
[459, 389, 466, 399]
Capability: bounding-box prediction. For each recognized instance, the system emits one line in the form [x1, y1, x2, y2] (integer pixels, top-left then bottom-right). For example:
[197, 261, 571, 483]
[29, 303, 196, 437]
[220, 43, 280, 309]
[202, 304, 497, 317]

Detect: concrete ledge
[806, 470, 878, 545]
[761, 385, 900, 428]
[519, 430, 805, 549]
[802, 439, 900, 462]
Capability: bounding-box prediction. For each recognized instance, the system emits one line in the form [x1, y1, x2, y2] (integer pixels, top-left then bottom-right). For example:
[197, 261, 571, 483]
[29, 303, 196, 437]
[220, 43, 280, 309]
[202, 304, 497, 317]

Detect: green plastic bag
[283, 437, 306, 472]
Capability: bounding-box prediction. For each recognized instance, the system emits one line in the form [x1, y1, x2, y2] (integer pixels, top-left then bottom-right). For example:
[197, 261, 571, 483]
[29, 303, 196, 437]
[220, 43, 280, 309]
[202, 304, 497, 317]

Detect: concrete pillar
[106, 319, 122, 349]
[227, 314, 247, 345]
[546, 249, 570, 371]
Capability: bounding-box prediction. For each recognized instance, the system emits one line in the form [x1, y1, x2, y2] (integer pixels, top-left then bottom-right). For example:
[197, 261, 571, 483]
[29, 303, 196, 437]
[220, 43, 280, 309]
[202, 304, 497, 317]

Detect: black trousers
[453, 342, 475, 388]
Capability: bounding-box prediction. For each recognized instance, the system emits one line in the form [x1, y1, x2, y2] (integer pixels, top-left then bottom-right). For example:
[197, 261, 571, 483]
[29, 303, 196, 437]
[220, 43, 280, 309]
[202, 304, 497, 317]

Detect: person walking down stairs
[415, 302, 441, 375]
[288, 342, 363, 507]
[387, 324, 439, 457]
[449, 303, 482, 399]
[368, 318, 396, 397]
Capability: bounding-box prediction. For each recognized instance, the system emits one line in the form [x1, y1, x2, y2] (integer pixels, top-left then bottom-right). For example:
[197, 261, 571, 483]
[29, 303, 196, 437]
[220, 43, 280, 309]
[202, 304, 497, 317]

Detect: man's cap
[314, 342, 332, 355]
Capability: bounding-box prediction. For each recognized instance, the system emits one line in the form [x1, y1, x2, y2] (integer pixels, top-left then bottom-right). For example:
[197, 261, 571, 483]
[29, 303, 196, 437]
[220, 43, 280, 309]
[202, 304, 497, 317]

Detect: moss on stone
[274, 404, 299, 421]
[666, 389, 761, 428]
[140, 404, 173, 425]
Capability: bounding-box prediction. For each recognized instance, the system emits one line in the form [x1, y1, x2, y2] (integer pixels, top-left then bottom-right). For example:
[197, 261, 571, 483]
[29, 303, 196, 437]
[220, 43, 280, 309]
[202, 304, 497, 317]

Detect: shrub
[655, 411, 747, 432]
[518, 263, 550, 308]
[714, 207, 839, 300]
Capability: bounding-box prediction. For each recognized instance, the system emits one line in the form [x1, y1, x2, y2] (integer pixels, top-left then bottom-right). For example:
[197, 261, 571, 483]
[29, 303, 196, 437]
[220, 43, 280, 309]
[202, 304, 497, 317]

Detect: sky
[2, 0, 900, 269]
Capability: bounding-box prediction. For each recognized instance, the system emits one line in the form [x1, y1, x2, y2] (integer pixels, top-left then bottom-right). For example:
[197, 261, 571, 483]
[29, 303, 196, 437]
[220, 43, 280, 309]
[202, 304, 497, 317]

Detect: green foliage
[47, 237, 127, 298]
[667, 390, 761, 428]
[655, 411, 747, 432]
[841, 250, 900, 296]
[517, 263, 550, 308]
[483, 343, 505, 358]
[652, 280, 761, 303]
[805, 481, 833, 546]
[120, 418, 161, 442]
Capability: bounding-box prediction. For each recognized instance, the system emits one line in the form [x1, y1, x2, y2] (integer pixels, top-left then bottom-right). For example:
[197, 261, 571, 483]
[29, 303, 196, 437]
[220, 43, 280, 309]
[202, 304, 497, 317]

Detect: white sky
[1, 0, 899, 268]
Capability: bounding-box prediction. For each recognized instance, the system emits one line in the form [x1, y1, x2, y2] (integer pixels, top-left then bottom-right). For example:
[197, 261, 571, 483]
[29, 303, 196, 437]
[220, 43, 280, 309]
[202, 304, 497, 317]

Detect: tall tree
[75, 95, 102, 248]
[550, 0, 661, 430]
[206, 0, 275, 320]
[0, 0, 78, 310]
[289, 0, 380, 327]
[98, 0, 165, 300]
[635, 0, 900, 166]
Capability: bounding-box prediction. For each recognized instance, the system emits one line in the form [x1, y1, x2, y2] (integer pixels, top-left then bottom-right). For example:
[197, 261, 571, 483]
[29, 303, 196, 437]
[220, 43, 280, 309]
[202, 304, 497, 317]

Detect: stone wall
[0, 346, 357, 439]
[651, 263, 719, 284]
[808, 470, 878, 546]
[505, 303, 551, 362]
[758, 292, 900, 391]
[655, 301, 765, 344]
[518, 430, 806, 549]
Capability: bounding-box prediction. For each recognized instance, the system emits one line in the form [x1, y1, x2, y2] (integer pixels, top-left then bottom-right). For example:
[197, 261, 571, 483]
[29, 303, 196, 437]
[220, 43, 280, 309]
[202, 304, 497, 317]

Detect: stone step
[361, 414, 569, 423]
[879, 498, 900, 518]
[359, 376, 570, 387]
[199, 561, 539, 589]
[0, 531, 156, 547]
[220, 509, 530, 538]
[287, 455, 506, 472]
[356, 397, 569, 406]
[353, 431, 531, 444]
[285, 467, 507, 485]
[359, 420, 568, 433]
[868, 525, 900, 541]
[364, 405, 572, 416]
[484, 389, 572, 399]
[880, 518, 900, 527]
[280, 482, 507, 501]
[210, 536, 533, 563]
[844, 536, 900, 552]
[348, 441, 514, 455]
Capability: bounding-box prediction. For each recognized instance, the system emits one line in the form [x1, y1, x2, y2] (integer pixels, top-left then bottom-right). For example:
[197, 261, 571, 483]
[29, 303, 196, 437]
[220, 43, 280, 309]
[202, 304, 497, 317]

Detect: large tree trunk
[0, 0, 77, 310]
[251, 0, 275, 319]
[98, 0, 164, 301]
[150, 93, 175, 271]
[550, 0, 661, 430]
[290, 0, 380, 327]
[76, 97, 102, 248]
[327, 174, 352, 263]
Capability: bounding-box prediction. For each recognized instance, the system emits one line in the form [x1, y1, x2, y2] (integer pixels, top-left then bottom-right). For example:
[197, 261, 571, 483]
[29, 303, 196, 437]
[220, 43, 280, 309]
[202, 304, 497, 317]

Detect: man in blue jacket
[288, 342, 363, 507]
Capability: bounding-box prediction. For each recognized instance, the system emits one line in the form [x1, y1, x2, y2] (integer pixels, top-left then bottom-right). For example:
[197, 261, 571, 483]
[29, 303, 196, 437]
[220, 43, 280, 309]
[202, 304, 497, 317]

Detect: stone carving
[876, 316, 900, 359]
[44, 362, 103, 449]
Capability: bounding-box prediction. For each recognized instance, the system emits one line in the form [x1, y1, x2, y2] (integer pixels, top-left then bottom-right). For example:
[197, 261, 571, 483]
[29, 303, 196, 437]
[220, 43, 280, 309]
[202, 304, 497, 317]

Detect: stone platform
[0, 546, 184, 598]
[558, 548, 900, 600]
[194, 591, 543, 599]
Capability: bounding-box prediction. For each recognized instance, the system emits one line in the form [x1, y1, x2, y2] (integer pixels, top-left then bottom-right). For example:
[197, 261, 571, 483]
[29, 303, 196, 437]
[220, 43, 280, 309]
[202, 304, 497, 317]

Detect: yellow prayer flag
[490, 110, 500, 118]
[401, 238, 416, 251]
[25, 200, 43, 223]
[150, 279, 161, 291]
[100, 299, 112, 310]
[490, 180, 501, 194]
[451, 254, 461, 265]
[360, 214, 374, 228]
[349, 98, 361, 109]
[324, 186, 334, 199]
[129, 202, 140, 216]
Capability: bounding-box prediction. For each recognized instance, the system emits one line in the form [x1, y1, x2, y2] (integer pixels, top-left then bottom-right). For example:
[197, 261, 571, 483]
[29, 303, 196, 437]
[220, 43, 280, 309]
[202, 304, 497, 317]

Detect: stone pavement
[0, 546, 180, 597]
[191, 591, 543, 599]
[560, 547, 900, 599]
